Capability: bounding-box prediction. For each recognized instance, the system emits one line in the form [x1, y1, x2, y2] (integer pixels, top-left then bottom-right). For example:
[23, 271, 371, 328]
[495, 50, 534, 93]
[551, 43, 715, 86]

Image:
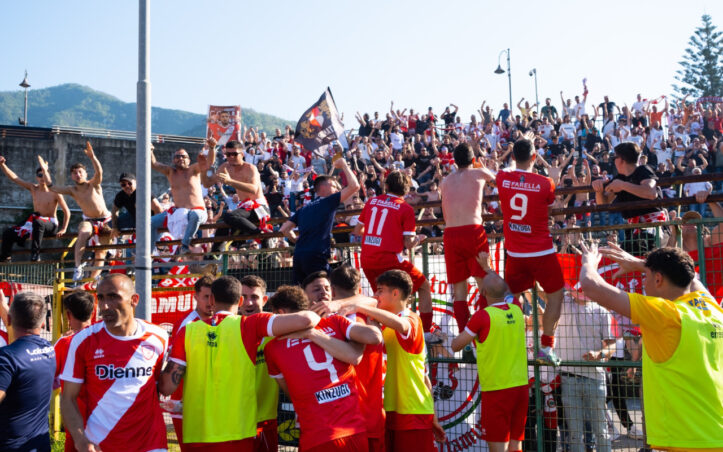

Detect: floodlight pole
[136, 0, 152, 320]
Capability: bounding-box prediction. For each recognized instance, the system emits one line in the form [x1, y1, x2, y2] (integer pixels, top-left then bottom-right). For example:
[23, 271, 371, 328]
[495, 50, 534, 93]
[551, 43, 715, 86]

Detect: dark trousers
[292, 253, 330, 285]
[1, 217, 58, 259]
[607, 357, 634, 430]
[212, 209, 261, 252]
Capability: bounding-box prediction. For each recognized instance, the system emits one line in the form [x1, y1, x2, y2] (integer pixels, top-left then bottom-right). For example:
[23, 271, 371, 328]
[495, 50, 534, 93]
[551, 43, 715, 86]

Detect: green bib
[255, 337, 279, 423]
[183, 316, 257, 443]
[383, 312, 434, 415]
[475, 303, 528, 391]
[642, 292, 723, 449]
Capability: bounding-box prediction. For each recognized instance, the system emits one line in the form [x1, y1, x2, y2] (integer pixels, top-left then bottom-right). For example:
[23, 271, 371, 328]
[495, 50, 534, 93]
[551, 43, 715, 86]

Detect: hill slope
[0, 83, 293, 136]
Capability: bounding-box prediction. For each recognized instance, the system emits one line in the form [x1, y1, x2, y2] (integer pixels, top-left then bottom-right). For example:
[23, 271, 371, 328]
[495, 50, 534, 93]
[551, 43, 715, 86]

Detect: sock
[541, 334, 555, 348]
[420, 312, 433, 333]
[453, 300, 470, 331]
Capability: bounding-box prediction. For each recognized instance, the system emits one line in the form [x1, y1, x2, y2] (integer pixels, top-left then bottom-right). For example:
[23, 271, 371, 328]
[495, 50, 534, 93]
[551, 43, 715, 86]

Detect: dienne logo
[95, 364, 153, 380]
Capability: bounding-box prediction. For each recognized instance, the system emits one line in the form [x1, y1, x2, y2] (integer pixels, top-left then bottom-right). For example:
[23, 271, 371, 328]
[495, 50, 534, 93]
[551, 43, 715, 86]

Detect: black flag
[294, 88, 345, 152]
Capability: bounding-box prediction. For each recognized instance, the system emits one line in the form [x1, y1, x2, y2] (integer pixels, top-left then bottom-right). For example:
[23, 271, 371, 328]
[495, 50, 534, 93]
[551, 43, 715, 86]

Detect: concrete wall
[0, 128, 204, 231]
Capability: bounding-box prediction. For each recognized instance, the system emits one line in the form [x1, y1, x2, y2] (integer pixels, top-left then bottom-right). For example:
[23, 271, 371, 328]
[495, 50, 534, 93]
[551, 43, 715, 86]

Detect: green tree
[673, 14, 723, 100]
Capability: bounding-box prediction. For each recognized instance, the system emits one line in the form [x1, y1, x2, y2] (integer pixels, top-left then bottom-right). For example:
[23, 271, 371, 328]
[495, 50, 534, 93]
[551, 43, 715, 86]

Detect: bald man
[451, 253, 529, 452]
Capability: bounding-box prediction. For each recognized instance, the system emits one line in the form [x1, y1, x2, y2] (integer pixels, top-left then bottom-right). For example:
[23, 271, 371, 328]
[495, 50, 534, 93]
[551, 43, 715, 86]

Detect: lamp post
[494, 48, 512, 115]
[529, 68, 539, 115]
[19, 71, 30, 127]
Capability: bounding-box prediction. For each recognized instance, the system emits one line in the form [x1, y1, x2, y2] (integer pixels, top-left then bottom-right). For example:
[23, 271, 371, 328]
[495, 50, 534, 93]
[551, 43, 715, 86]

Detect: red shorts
[443, 224, 490, 284]
[171, 417, 190, 452]
[385, 428, 436, 452]
[184, 438, 254, 451]
[368, 436, 386, 452]
[304, 432, 369, 452]
[255, 419, 278, 452]
[481, 385, 528, 443]
[363, 259, 426, 293]
[504, 253, 565, 294]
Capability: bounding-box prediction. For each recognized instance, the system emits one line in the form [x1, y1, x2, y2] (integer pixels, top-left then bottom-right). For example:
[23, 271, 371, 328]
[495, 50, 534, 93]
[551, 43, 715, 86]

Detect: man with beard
[150, 146, 207, 255]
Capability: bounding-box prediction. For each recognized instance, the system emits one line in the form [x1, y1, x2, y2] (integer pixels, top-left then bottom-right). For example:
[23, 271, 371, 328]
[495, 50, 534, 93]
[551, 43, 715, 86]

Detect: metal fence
[3, 217, 720, 451]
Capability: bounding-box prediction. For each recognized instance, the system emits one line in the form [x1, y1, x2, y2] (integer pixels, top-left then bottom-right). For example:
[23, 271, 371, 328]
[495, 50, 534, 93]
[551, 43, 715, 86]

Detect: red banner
[151, 289, 195, 334]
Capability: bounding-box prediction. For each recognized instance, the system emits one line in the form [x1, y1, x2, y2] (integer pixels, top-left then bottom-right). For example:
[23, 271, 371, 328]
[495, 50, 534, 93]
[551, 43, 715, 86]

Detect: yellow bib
[183, 316, 257, 443]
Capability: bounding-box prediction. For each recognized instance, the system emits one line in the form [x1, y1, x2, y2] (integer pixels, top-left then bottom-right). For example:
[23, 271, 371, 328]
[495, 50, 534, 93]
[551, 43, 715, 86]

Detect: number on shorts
[509, 193, 528, 220]
[303, 345, 339, 383]
[367, 206, 389, 236]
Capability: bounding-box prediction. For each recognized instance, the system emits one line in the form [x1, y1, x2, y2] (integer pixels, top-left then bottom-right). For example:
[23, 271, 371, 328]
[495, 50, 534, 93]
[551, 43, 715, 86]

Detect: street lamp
[494, 48, 512, 115]
[18, 70, 30, 127]
[529, 68, 539, 115]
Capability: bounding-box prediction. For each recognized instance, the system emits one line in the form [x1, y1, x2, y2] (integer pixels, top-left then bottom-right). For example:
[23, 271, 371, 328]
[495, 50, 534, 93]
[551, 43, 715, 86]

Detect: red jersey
[166, 310, 201, 419]
[359, 194, 416, 268]
[353, 313, 386, 440]
[168, 311, 275, 367]
[265, 315, 366, 450]
[59, 320, 169, 452]
[688, 244, 723, 304]
[496, 169, 556, 257]
[55, 333, 88, 452]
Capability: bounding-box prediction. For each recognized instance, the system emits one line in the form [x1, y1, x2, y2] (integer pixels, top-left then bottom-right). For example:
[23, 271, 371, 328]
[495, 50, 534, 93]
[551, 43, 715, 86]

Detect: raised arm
[0, 156, 33, 190]
[336, 158, 360, 203]
[84, 141, 103, 186]
[579, 242, 632, 318]
[271, 311, 321, 336]
[37, 156, 72, 195]
[150, 146, 172, 177]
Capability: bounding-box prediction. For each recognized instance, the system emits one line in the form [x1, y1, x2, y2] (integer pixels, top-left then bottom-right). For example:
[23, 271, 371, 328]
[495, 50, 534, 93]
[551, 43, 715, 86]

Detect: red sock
[453, 300, 470, 331]
[420, 312, 433, 332]
[541, 334, 555, 348]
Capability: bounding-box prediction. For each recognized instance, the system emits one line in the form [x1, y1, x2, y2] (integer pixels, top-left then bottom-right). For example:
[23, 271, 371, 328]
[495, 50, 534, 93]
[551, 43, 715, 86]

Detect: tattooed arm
[158, 360, 186, 396]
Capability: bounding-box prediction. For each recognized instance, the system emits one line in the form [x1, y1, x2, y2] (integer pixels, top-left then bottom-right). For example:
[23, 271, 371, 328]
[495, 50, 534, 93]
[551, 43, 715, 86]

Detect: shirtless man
[440, 143, 495, 331]
[200, 139, 269, 244]
[0, 156, 70, 262]
[40, 141, 111, 281]
[150, 145, 206, 255]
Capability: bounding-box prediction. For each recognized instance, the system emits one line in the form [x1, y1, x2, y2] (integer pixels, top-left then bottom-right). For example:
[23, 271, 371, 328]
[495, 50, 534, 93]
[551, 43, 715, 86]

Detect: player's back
[496, 169, 556, 256]
[441, 169, 486, 227]
[264, 315, 365, 450]
[359, 194, 415, 265]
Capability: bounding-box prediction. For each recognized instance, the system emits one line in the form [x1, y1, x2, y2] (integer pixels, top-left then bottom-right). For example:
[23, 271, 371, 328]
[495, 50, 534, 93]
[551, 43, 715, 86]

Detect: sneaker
[627, 424, 644, 439]
[536, 346, 561, 366]
[424, 331, 443, 345]
[30, 251, 40, 262]
[72, 263, 86, 282]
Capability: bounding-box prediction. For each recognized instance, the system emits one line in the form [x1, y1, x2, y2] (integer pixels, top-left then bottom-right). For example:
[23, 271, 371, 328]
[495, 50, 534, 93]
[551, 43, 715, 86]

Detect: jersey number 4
[509, 193, 528, 220]
[367, 206, 389, 236]
[303, 345, 339, 383]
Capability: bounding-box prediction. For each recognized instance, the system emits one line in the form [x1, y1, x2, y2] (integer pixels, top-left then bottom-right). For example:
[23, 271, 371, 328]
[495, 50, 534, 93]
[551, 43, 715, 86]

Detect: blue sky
[2, 1, 723, 125]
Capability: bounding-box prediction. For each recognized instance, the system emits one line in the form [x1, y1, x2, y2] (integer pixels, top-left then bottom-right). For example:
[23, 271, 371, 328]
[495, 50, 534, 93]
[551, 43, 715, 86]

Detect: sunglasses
[120, 181, 133, 187]
[174, 154, 189, 159]
[225, 152, 239, 157]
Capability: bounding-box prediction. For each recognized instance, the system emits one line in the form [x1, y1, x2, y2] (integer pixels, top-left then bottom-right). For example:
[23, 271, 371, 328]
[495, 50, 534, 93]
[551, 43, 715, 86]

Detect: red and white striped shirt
[60, 320, 169, 451]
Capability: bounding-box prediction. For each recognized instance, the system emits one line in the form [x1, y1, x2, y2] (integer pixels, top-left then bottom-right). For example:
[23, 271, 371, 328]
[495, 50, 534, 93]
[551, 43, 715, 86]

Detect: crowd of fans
[153, 90, 723, 265]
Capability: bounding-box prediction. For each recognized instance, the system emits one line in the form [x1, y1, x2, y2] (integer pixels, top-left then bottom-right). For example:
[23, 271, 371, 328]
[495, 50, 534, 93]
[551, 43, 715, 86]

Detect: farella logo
[95, 364, 154, 380]
[501, 179, 541, 192]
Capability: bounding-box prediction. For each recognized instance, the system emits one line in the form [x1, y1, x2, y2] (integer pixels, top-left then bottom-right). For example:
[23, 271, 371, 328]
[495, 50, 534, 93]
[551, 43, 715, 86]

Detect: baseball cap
[119, 173, 136, 183]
